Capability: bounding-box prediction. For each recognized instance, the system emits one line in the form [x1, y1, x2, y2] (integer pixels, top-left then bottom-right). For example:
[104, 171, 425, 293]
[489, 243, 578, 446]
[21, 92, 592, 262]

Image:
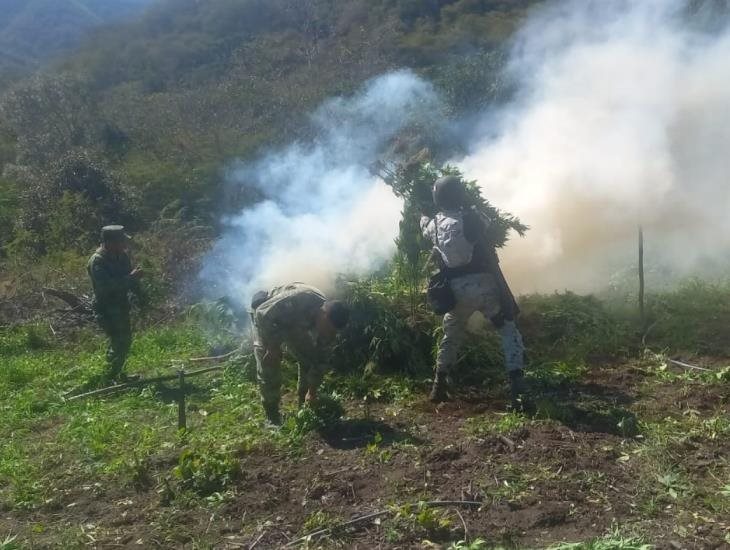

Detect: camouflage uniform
[252, 283, 332, 415]
[87, 247, 138, 378]
[421, 214, 525, 377]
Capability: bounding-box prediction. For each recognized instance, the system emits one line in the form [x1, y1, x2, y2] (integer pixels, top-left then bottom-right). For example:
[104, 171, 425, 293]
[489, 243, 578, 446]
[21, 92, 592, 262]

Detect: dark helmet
[250, 290, 269, 310]
[432, 175, 465, 210]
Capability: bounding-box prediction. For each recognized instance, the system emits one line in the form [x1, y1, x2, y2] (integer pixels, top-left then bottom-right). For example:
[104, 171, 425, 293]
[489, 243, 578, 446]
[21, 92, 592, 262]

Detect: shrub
[173, 447, 240, 496]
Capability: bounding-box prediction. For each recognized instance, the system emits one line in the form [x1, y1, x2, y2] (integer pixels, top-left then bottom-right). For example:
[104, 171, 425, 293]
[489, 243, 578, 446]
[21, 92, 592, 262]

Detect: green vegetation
[548, 529, 652, 550]
[2, 277, 729, 545]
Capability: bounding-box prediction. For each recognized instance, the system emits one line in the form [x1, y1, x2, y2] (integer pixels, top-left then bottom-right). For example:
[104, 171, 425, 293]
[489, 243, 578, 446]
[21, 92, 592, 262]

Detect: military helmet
[101, 225, 130, 244]
[432, 175, 466, 210]
[250, 290, 269, 311]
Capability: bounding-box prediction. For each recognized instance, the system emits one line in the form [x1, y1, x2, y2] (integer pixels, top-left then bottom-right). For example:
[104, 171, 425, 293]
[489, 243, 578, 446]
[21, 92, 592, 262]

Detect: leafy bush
[285, 394, 345, 438]
[10, 149, 133, 256]
[333, 270, 437, 376]
[646, 278, 730, 355]
[519, 292, 633, 366]
[173, 447, 240, 496]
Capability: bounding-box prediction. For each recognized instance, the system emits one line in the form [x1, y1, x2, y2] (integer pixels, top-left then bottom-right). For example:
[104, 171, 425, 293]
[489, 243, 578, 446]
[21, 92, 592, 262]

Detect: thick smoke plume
[201, 71, 440, 303]
[462, 0, 730, 292]
[206, 0, 730, 304]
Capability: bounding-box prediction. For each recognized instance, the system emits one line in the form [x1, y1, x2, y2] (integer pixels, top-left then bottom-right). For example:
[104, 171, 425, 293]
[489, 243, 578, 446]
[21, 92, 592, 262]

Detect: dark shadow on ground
[319, 418, 425, 450]
[529, 375, 639, 436]
[152, 381, 213, 404]
[442, 373, 640, 437]
[533, 398, 640, 436]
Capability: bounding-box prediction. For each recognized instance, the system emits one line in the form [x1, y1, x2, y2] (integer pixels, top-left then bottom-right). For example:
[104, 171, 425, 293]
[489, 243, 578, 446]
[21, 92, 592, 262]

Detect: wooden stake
[638, 225, 645, 328]
[178, 369, 187, 430]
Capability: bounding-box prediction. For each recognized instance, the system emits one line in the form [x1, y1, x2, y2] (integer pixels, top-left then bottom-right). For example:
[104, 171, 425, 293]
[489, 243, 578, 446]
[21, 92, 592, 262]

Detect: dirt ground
[3, 360, 729, 549]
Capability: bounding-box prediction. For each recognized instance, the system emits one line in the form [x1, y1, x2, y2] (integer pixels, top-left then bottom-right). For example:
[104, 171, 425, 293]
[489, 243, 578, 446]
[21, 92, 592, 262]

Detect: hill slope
[0, 0, 152, 79]
[0, 0, 540, 258]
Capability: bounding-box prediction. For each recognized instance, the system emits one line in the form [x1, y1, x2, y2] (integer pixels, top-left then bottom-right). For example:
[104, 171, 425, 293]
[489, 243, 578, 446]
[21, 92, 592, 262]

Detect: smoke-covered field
[204, 0, 730, 302]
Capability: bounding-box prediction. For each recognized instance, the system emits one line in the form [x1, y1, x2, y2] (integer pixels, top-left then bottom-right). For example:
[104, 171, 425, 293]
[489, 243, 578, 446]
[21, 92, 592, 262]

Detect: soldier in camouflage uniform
[87, 225, 144, 380]
[251, 283, 350, 425]
[421, 176, 527, 406]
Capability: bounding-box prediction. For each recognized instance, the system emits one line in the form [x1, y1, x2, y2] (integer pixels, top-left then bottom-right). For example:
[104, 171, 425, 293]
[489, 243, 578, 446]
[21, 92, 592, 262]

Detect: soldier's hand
[130, 267, 144, 279]
[305, 388, 317, 403]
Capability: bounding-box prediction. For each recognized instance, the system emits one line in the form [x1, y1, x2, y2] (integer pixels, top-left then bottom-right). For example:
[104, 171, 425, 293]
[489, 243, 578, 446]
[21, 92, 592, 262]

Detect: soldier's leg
[478, 277, 527, 405]
[116, 311, 133, 376]
[431, 279, 476, 401]
[287, 334, 322, 407]
[97, 314, 123, 378]
[500, 320, 527, 406]
[498, 321, 525, 373]
[254, 340, 283, 424]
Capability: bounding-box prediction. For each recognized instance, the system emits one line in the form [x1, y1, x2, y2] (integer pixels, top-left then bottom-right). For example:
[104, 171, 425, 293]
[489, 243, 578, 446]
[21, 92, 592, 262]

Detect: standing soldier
[421, 176, 527, 407]
[251, 283, 350, 425]
[87, 225, 144, 381]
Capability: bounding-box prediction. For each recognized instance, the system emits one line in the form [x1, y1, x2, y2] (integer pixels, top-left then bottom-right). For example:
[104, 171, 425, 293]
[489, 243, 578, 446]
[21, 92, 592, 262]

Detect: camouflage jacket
[87, 248, 138, 313]
[253, 282, 331, 358]
[254, 283, 325, 340]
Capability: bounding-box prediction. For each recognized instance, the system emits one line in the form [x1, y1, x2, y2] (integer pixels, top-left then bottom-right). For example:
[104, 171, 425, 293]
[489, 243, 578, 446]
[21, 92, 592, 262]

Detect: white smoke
[201, 71, 440, 303]
[461, 0, 730, 292]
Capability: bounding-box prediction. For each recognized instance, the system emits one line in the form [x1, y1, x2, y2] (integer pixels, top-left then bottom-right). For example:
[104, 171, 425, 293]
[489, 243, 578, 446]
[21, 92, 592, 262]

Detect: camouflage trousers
[96, 308, 132, 377]
[253, 325, 328, 410]
[436, 272, 525, 374]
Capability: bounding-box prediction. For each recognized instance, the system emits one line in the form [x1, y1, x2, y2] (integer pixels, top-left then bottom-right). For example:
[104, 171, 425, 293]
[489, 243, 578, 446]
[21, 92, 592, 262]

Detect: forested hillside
[0, 0, 538, 271]
[0, 0, 152, 83]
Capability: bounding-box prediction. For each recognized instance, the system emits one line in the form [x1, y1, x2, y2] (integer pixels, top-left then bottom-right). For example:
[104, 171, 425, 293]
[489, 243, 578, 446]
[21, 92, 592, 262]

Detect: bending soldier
[87, 225, 144, 381]
[251, 283, 350, 425]
[421, 176, 527, 407]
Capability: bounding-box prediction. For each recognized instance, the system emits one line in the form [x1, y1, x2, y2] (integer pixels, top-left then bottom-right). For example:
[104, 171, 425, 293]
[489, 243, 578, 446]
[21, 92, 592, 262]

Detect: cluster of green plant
[465, 410, 529, 437]
[518, 292, 634, 366]
[283, 394, 345, 443]
[547, 529, 652, 550]
[385, 502, 454, 543]
[173, 446, 241, 496]
[644, 278, 730, 355]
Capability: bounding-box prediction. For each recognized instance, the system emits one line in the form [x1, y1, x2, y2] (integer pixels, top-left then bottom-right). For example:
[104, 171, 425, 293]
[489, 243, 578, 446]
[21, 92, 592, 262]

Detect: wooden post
[178, 369, 187, 430]
[638, 225, 645, 327]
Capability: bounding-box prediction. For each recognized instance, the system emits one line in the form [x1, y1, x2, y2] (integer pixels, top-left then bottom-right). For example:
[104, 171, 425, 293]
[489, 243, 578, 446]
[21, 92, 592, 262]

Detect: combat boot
[508, 369, 530, 411]
[429, 373, 450, 403]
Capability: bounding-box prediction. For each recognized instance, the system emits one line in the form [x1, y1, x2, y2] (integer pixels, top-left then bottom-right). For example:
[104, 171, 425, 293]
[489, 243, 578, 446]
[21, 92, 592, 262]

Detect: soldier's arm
[305, 362, 330, 400]
[420, 216, 434, 241]
[303, 341, 334, 398]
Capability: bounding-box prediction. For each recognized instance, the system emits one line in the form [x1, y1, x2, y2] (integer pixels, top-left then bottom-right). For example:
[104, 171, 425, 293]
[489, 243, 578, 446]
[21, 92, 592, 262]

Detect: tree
[11, 149, 131, 254]
[0, 73, 99, 167]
